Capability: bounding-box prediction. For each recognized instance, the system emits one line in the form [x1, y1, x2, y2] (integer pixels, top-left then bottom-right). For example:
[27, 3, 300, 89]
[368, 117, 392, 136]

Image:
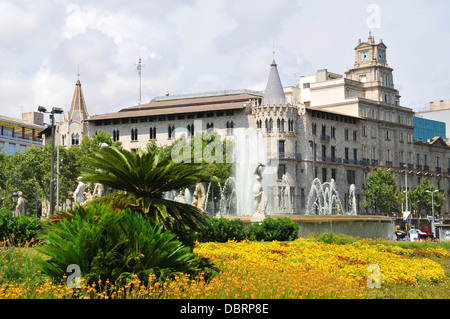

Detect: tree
[362, 168, 403, 215]
[80, 146, 209, 233]
[408, 178, 444, 216]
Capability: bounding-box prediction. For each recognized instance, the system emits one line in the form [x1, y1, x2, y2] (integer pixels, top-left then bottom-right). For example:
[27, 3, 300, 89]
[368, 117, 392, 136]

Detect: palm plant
[38, 203, 214, 286]
[80, 146, 209, 233]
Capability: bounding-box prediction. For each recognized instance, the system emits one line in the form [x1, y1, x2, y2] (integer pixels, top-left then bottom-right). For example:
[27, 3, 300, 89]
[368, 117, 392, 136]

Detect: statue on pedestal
[14, 191, 26, 217]
[73, 177, 87, 205]
[252, 163, 267, 222]
[192, 182, 206, 212]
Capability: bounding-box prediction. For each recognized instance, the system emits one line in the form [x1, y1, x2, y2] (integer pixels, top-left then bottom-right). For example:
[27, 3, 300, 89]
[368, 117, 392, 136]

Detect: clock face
[378, 52, 384, 62]
[361, 51, 369, 61]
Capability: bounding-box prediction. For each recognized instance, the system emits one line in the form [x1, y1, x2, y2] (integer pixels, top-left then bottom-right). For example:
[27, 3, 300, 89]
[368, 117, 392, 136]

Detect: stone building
[47, 35, 450, 215]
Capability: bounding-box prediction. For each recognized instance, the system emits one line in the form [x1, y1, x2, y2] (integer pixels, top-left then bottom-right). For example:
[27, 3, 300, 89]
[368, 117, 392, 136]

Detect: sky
[1, 0, 450, 122]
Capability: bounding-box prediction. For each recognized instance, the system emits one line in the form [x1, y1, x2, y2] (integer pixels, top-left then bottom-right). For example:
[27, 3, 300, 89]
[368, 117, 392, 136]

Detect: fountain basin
[222, 215, 395, 240]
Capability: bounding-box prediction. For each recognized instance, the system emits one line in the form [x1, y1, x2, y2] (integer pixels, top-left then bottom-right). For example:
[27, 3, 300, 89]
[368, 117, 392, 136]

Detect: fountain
[163, 126, 395, 239]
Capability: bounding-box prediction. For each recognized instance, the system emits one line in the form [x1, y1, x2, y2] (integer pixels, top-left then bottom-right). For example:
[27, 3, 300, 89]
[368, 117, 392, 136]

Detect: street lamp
[426, 189, 439, 238]
[38, 106, 64, 216]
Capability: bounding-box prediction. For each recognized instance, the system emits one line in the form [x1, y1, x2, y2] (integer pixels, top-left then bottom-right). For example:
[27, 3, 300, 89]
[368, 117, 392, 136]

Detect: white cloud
[0, 0, 449, 121]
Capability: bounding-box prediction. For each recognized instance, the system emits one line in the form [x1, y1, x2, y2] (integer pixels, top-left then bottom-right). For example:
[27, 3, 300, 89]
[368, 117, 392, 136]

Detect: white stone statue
[91, 142, 109, 199]
[73, 177, 87, 204]
[192, 182, 206, 212]
[14, 191, 26, 217]
[252, 163, 267, 222]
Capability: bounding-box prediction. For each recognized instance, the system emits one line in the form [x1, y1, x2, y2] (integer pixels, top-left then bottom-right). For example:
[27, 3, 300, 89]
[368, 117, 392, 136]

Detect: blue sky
[0, 0, 449, 121]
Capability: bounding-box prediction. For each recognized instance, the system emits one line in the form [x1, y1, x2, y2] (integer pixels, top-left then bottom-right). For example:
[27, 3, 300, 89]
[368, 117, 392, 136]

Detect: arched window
[71, 133, 80, 145]
[187, 124, 194, 137]
[149, 127, 156, 140]
[168, 125, 175, 139]
[131, 128, 138, 141]
[281, 119, 285, 132]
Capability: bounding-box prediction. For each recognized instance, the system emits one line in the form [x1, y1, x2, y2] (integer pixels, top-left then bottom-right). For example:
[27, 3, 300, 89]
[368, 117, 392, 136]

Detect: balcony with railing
[343, 158, 363, 166]
[436, 167, 442, 173]
[424, 165, 430, 171]
[319, 135, 330, 142]
[268, 152, 302, 160]
[321, 156, 342, 164]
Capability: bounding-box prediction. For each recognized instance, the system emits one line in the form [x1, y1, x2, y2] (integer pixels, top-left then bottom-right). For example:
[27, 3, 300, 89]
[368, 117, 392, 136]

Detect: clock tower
[345, 34, 401, 106]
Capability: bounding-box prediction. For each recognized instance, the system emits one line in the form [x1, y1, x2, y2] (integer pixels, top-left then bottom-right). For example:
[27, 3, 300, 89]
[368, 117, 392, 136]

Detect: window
[288, 119, 294, 132]
[353, 149, 358, 161]
[0, 142, 4, 154]
[131, 128, 138, 141]
[331, 146, 336, 159]
[187, 124, 194, 137]
[257, 120, 262, 129]
[303, 83, 310, 89]
[347, 170, 356, 185]
[206, 122, 214, 132]
[322, 167, 327, 182]
[8, 143, 15, 156]
[266, 119, 273, 133]
[331, 126, 336, 138]
[386, 130, 390, 140]
[71, 133, 79, 145]
[331, 168, 336, 181]
[416, 154, 420, 165]
[437, 156, 440, 168]
[424, 154, 428, 166]
[278, 164, 286, 180]
[168, 125, 175, 139]
[226, 121, 234, 135]
[322, 145, 326, 159]
[345, 147, 349, 160]
[353, 130, 357, 141]
[62, 134, 66, 146]
[149, 127, 157, 140]
[19, 145, 25, 154]
[278, 140, 285, 155]
[312, 123, 317, 135]
[113, 130, 120, 142]
[344, 129, 349, 140]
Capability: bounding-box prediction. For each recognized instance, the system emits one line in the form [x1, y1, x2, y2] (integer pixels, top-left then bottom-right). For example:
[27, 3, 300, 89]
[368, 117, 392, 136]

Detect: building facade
[0, 112, 45, 155]
[49, 35, 450, 216]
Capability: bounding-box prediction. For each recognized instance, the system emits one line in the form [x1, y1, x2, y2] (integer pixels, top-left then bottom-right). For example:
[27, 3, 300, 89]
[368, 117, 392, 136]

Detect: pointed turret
[263, 59, 285, 106]
[68, 79, 89, 123]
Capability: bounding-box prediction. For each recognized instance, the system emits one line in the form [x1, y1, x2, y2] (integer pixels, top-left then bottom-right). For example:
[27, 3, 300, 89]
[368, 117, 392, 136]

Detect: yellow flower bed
[0, 238, 447, 299]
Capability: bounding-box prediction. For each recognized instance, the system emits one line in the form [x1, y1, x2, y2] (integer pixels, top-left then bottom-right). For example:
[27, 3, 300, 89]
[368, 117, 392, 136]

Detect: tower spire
[263, 57, 285, 106]
[68, 78, 89, 123]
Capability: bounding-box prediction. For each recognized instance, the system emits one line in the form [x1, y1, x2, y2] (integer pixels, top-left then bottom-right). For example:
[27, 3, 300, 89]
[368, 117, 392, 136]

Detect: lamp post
[38, 106, 64, 216]
[426, 189, 439, 238]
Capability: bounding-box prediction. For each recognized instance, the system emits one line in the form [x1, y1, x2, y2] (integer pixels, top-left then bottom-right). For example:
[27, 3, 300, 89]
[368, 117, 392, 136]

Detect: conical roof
[68, 79, 89, 122]
[263, 60, 285, 106]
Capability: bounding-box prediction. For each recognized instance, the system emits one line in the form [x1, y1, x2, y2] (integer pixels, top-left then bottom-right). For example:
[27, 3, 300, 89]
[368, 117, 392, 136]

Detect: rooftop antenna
[272, 40, 276, 62]
[137, 57, 143, 105]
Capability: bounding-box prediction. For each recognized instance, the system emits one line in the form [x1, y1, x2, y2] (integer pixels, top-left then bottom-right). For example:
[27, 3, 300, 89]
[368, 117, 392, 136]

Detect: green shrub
[246, 217, 299, 242]
[197, 217, 246, 243]
[38, 203, 215, 286]
[0, 208, 43, 244]
[196, 217, 299, 242]
[315, 232, 356, 245]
